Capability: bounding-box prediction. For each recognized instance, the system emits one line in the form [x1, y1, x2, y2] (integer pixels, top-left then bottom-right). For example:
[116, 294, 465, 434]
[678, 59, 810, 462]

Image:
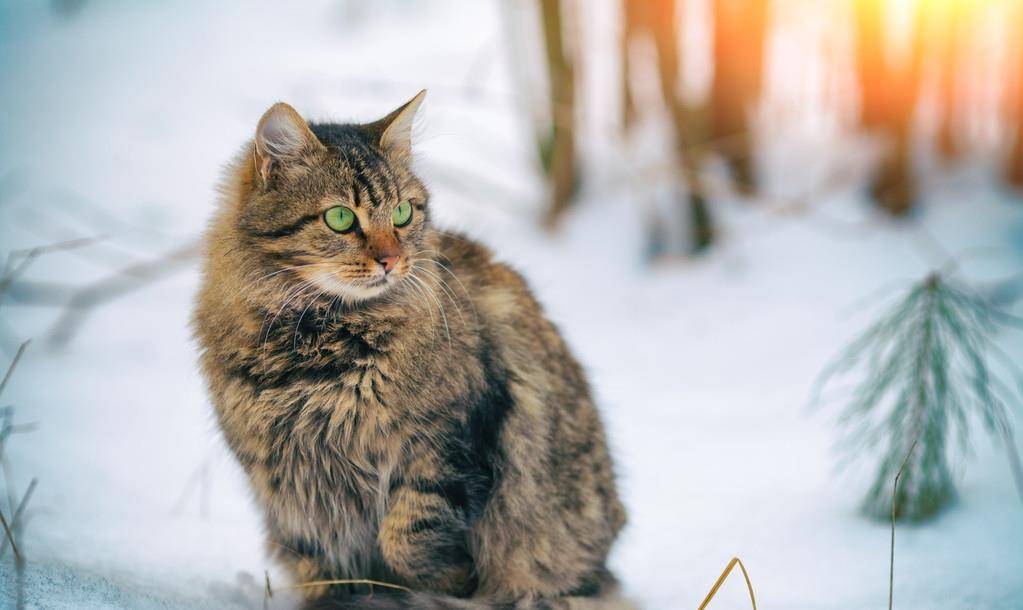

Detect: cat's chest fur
[236, 306, 462, 571]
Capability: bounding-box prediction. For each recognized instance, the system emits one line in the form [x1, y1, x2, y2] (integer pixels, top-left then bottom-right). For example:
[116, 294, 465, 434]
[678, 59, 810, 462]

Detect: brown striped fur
[193, 93, 626, 608]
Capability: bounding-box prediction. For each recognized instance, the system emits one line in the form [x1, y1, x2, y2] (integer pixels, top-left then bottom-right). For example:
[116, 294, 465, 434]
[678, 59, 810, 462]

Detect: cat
[193, 91, 627, 609]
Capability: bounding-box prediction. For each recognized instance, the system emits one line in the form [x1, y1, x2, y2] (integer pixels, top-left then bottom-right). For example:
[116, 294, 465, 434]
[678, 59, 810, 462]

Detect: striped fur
[193, 95, 626, 608]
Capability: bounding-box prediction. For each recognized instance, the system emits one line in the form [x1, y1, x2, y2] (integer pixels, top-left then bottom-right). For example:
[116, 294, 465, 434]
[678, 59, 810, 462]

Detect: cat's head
[237, 91, 430, 304]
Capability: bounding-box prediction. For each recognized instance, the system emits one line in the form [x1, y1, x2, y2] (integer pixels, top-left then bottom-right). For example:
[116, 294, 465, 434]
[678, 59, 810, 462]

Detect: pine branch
[816, 272, 1022, 522]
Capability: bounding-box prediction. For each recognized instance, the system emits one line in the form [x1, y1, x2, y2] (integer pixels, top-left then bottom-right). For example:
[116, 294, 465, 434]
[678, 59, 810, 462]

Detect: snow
[1, 0, 1021, 608]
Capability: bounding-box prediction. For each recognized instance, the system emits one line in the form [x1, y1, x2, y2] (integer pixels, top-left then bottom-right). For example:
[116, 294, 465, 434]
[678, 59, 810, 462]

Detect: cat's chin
[304, 268, 395, 304]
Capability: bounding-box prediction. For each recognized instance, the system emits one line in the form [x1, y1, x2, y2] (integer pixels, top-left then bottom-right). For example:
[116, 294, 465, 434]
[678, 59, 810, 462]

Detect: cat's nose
[375, 255, 400, 273]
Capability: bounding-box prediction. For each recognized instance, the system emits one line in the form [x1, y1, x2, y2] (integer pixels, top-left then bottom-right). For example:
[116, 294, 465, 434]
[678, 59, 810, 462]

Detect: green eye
[324, 206, 355, 233]
[392, 201, 413, 227]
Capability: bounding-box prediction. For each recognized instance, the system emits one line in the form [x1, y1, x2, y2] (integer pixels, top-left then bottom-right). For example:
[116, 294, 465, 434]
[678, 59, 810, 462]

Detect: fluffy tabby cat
[193, 91, 627, 609]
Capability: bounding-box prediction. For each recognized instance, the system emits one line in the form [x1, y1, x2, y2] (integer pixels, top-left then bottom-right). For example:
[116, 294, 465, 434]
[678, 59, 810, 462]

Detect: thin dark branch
[1, 237, 104, 302]
[0, 478, 36, 558]
[47, 241, 200, 347]
[0, 408, 36, 451]
[0, 341, 29, 400]
[0, 507, 20, 563]
[3, 236, 105, 274]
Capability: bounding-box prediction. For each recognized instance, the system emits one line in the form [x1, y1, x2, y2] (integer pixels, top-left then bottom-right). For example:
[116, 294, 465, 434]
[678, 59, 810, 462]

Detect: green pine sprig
[813, 273, 1022, 522]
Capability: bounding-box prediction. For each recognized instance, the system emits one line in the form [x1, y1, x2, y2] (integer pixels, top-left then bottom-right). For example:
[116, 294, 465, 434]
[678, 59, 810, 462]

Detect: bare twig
[0, 407, 37, 455]
[0, 478, 36, 558]
[47, 241, 199, 347]
[3, 236, 104, 276]
[0, 341, 29, 399]
[0, 368, 34, 535]
[1, 238, 103, 306]
[1, 452, 17, 517]
[0, 507, 21, 563]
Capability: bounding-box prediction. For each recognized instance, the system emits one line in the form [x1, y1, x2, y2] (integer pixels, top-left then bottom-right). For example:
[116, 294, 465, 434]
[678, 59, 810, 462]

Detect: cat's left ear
[254, 102, 322, 183]
[370, 90, 426, 158]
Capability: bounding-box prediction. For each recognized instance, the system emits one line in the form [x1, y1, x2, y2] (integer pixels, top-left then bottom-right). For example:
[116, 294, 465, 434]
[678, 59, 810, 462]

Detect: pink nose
[376, 255, 400, 273]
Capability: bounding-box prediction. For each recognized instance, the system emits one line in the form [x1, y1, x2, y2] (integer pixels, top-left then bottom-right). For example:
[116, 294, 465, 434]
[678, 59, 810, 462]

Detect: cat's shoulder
[435, 230, 490, 263]
[435, 231, 525, 287]
[433, 230, 544, 326]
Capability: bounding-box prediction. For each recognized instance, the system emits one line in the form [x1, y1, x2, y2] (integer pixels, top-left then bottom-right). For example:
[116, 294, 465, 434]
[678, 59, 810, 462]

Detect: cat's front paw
[428, 557, 477, 597]
[379, 525, 476, 596]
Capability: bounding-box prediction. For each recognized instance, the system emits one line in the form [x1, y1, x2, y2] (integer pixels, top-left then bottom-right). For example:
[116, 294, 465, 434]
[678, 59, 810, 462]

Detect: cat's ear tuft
[374, 90, 426, 157]
[254, 102, 320, 182]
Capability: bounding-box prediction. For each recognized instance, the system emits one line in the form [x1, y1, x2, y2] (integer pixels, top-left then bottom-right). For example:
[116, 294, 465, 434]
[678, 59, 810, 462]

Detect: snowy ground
[1, 1, 1022, 608]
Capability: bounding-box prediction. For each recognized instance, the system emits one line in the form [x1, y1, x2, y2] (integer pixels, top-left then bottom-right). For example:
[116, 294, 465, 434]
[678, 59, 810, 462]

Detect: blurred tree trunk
[1006, 34, 1023, 190]
[539, 0, 577, 229]
[622, 0, 714, 254]
[710, 0, 767, 195]
[934, 4, 964, 161]
[1007, 89, 1023, 191]
[855, 0, 925, 216]
[1009, 121, 1023, 190]
[854, 0, 888, 131]
[621, 0, 639, 132]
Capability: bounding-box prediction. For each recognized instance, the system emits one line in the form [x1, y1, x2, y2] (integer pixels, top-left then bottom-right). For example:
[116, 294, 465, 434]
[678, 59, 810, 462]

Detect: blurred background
[1, 0, 1021, 607]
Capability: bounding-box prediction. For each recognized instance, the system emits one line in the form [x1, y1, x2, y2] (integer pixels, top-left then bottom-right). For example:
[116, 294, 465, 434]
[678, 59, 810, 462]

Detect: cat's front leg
[378, 458, 476, 596]
[265, 530, 334, 601]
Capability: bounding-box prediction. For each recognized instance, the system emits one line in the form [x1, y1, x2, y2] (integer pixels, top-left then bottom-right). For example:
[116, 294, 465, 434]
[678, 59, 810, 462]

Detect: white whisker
[293, 281, 332, 351]
[406, 272, 451, 351]
[261, 280, 319, 352]
[240, 262, 334, 293]
[410, 264, 467, 327]
[400, 275, 438, 349]
[409, 250, 478, 320]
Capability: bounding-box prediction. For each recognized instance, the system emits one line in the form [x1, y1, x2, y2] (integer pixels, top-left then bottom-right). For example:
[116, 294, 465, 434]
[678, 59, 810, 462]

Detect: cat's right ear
[254, 103, 321, 184]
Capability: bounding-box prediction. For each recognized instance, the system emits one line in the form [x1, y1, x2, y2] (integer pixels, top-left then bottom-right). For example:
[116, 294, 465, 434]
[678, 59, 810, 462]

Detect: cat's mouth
[299, 266, 404, 303]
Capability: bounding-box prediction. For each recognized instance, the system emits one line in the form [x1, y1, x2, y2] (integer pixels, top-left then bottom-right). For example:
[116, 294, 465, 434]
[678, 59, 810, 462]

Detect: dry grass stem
[698, 556, 757, 610]
[890, 440, 918, 610]
[288, 578, 413, 594]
